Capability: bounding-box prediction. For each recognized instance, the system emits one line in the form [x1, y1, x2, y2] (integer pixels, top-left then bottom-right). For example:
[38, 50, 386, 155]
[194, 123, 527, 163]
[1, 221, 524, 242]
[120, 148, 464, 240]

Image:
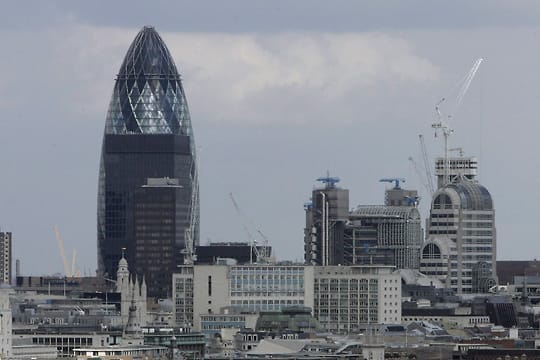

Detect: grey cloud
[3, 1, 540, 33]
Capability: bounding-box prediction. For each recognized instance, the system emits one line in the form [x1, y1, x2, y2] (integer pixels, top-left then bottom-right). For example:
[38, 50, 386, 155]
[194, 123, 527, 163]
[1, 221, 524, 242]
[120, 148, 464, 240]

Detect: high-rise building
[304, 177, 422, 269]
[0, 232, 11, 284]
[420, 180, 497, 294]
[132, 177, 182, 298]
[97, 26, 199, 291]
[348, 206, 423, 269]
[304, 176, 349, 266]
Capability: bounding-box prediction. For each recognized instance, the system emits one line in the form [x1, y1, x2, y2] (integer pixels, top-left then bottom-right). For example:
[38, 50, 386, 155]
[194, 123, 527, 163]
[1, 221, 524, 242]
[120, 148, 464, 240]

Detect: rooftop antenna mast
[432, 58, 483, 186]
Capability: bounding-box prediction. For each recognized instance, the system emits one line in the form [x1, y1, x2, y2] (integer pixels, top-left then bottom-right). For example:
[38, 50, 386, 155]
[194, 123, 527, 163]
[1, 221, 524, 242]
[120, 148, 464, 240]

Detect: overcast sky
[1, 1, 539, 275]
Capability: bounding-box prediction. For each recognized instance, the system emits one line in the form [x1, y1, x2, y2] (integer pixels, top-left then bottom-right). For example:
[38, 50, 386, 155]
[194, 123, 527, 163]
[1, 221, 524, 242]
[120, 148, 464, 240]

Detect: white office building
[421, 180, 497, 294]
[173, 264, 400, 332]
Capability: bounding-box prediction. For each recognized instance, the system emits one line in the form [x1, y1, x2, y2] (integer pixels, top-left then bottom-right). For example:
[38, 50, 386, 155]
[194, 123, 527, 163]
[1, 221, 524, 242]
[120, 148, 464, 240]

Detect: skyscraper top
[118, 26, 179, 80]
[104, 26, 192, 136]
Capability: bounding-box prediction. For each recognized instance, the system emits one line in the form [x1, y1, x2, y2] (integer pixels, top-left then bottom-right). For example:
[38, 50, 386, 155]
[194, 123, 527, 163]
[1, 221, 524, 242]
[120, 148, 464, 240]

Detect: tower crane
[182, 159, 199, 265]
[229, 193, 269, 263]
[53, 226, 80, 278]
[408, 156, 432, 196]
[433, 58, 483, 186]
[316, 173, 340, 188]
[379, 178, 405, 189]
[418, 134, 435, 195]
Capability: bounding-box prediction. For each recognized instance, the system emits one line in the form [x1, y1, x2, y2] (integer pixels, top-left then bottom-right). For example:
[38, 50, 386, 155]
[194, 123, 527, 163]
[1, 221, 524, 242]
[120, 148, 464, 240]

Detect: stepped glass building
[97, 26, 199, 298]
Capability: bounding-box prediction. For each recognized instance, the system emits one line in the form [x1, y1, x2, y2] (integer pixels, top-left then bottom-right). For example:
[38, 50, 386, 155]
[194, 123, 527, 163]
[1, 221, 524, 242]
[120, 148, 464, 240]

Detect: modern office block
[348, 206, 422, 269]
[172, 264, 400, 333]
[312, 265, 400, 332]
[97, 26, 199, 283]
[132, 178, 182, 298]
[304, 177, 349, 266]
[304, 178, 422, 270]
[421, 180, 497, 294]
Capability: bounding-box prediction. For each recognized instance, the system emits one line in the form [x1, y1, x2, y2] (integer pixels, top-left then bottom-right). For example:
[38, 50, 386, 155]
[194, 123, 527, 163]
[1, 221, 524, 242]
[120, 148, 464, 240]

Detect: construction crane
[433, 58, 483, 186]
[379, 178, 405, 189]
[53, 226, 80, 278]
[316, 174, 340, 188]
[182, 159, 199, 265]
[418, 134, 435, 195]
[229, 192, 269, 263]
[408, 156, 433, 196]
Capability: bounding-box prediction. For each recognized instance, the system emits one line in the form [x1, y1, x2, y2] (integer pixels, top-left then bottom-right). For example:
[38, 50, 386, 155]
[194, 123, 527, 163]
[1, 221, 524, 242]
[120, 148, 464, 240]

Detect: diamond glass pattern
[105, 26, 193, 139]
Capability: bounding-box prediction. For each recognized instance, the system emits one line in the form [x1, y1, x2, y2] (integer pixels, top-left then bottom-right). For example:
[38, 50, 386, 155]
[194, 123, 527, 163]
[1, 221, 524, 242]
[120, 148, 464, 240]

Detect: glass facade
[97, 26, 199, 285]
[229, 266, 305, 312]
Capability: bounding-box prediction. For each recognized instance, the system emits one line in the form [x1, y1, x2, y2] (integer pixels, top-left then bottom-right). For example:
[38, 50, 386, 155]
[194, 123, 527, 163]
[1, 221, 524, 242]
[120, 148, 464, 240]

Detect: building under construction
[304, 176, 422, 269]
[348, 206, 422, 269]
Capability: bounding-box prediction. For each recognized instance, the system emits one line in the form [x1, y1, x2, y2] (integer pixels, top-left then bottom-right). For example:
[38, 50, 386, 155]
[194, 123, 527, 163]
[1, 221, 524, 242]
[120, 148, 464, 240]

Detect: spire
[123, 292, 142, 343]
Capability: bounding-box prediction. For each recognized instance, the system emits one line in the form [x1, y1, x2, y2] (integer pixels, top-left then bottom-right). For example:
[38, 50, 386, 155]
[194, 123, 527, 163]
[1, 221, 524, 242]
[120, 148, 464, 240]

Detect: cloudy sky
[1, 1, 539, 275]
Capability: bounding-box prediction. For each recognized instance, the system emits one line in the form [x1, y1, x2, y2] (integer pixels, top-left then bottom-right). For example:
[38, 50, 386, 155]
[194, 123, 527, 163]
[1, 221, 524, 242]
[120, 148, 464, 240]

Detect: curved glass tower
[98, 26, 199, 297]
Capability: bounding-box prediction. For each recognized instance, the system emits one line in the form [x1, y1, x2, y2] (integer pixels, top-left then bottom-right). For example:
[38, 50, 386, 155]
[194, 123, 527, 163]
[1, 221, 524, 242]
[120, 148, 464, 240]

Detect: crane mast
[418, 134, 435, 195]
[229, 192, 269, 263]
[182, 158, 199, 265]
[408, 156, 432, 197]
[53, 226, 79, 277]
[432, 58, 483, 186]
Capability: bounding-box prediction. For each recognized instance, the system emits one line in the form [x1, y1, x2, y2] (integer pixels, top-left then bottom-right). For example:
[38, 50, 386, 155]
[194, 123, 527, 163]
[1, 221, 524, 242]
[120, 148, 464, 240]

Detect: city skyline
[1, 1, 540, 274]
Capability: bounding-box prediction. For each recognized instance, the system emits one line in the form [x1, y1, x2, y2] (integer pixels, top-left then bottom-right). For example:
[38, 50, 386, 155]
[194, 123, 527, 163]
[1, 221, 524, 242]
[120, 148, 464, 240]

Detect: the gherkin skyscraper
[97, 26, 199, 298]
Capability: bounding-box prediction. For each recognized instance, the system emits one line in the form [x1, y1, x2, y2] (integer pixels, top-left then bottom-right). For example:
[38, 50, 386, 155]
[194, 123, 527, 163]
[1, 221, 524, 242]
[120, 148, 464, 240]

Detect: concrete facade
[0, 286, 12, 358]
[421, 180, 497, 294]
[312, 266, 401, 332]
[173, 265, 400, 333]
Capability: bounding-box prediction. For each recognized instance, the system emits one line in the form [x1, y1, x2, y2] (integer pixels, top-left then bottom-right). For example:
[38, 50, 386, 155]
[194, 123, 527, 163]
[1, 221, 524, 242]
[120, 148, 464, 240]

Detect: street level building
[97, 26, 199, 296]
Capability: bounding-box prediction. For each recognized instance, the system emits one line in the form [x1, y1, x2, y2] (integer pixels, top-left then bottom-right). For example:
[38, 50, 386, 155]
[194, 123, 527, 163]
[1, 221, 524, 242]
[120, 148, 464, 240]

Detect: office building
[303, 176, 349, 266]
[97, 26, 199, 287]
[0, 232, 11, 284]
[132, 178, 182, 298]
[172, 264, 400, 333]
[347, 206, 422, 269]
[304, 177, 422, 269]
[420, 179, 497, 294]
[312, 265, 400, 331]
